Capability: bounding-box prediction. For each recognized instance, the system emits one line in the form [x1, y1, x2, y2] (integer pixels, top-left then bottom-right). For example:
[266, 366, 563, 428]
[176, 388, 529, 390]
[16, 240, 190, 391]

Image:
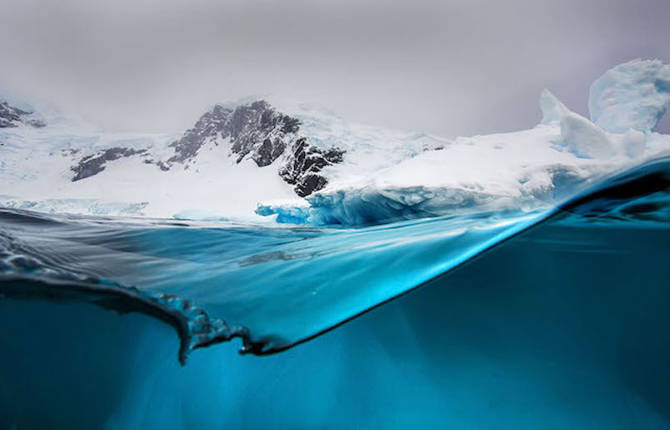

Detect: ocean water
[2, 157, 670, 429]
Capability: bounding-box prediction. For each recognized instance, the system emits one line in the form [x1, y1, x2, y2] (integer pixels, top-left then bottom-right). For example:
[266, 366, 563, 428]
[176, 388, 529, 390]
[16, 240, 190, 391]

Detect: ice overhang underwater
[2, 152, 670, 364]
[1, 59, 670, 365]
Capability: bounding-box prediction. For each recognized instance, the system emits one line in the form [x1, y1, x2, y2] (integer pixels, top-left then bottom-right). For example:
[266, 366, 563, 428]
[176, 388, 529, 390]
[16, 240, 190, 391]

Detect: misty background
[1, 0, 669, 136]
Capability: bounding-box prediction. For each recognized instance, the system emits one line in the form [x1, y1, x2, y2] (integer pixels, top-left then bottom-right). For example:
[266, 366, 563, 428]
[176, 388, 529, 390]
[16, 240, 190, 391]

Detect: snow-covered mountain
[1, 59, 669, 225]
[0, 97, 46, 129]
[0, 95, 445, 220]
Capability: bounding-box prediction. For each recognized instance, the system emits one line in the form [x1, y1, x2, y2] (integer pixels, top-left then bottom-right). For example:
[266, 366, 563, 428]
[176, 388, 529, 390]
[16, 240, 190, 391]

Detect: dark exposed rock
[229, 101, 300, 167]
[279, 138, 345, 197]
[71, 147, 147, 181]
[167, 100, 345, 196]
[143, 159, 170, 171]
[61, 148, 81, 156]
[0, 101, 46, 128]
[168, 105, 233, 164]
[66, 99, 346, 198]
[156, 161, 170, 171]
[168, 100, 300, 167]
[0, 103, 21, 128]
[255, 138, 286, 167]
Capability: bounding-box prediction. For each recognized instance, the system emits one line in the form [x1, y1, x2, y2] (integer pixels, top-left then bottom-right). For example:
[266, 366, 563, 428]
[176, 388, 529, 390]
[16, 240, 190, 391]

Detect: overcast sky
[1, 0, 669, 136]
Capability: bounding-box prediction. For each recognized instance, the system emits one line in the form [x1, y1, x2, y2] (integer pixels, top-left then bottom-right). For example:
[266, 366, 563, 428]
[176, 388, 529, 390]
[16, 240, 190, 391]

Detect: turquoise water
[1, 157, 670, 428]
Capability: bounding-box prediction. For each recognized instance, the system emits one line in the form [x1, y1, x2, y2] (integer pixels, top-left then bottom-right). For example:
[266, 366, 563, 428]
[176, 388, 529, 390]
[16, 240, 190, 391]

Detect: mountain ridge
[1, 60, 669, 224]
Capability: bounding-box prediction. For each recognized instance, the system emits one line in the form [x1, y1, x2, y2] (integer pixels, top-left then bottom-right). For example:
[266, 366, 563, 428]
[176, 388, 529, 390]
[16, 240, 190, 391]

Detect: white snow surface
[260, 79, 670, 225]
[262, 121, 670, 225]
[0, 97, 447, 221]
[0, 125, 296, 220]
[2, 60, 670, 225]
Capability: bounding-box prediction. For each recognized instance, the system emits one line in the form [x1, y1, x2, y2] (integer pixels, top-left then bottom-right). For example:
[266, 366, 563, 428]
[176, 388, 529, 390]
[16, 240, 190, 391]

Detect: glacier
[1, 60, 670, 227]
[258, 61, 670, 226]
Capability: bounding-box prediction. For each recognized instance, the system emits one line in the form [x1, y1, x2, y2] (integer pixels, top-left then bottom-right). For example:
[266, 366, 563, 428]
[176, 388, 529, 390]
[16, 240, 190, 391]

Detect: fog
[1, 0, 669, 135]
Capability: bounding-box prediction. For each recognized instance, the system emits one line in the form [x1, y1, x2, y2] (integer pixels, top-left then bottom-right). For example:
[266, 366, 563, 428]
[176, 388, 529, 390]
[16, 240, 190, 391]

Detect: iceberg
[589, 59, 670, 133]
[541, 88, 616, 158]
[539, 89, 570, 125]
[2, 60, 670, 227]
[257, 61, 670, 226]
[255, 199, 311, 224]
[559, 111, 616, 159]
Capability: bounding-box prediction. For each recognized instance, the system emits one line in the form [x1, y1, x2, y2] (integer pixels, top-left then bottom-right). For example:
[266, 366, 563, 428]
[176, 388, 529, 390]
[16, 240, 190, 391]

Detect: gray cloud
[1, 0, 669, 135]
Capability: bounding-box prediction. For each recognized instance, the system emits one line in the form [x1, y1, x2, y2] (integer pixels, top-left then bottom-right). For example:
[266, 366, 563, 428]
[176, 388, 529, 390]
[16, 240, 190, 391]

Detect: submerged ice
[2, 60, 670, 354]
[3, 154, 670, 363]
[2, 60, 670, 429]
[3, 155, 670, 428]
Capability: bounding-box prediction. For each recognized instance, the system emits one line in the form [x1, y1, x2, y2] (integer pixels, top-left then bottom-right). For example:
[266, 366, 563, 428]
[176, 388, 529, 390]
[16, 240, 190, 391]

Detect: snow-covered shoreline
[1, 59, 669, 226]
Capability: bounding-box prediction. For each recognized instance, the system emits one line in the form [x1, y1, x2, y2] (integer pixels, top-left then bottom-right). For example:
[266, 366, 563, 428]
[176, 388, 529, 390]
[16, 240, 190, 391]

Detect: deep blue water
[2, 157, 670, 429]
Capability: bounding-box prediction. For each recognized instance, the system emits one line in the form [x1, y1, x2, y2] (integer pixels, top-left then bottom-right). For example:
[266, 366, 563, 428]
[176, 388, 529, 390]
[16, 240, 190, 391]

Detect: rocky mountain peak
[167, 104, 233, 164]
[0, 100, 46, 128]
[167, 100, 301, 167]
[228, 100, 300, 166]
[68, 98, 346, 197]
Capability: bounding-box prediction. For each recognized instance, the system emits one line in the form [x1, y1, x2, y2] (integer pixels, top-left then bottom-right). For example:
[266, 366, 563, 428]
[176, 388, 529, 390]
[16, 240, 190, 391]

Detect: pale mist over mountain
[1, 0, 669, 136]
